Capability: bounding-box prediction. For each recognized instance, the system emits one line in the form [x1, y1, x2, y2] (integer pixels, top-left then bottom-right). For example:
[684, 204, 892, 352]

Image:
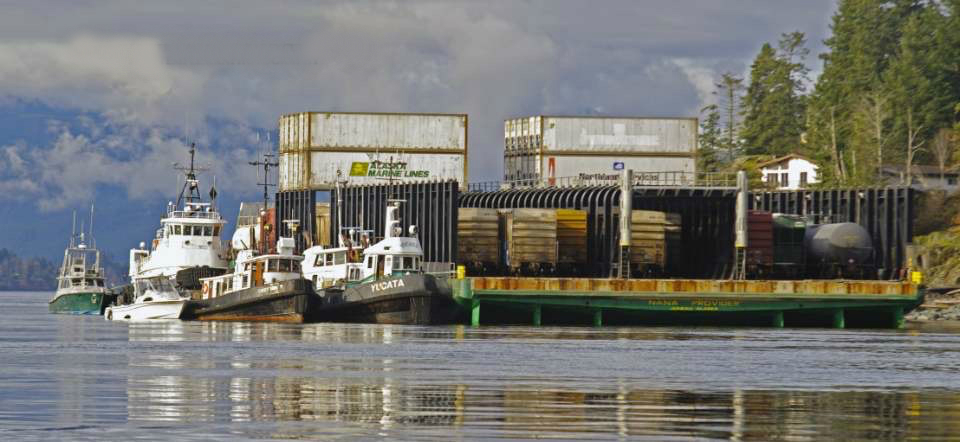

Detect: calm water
[3, 292, 960, 441]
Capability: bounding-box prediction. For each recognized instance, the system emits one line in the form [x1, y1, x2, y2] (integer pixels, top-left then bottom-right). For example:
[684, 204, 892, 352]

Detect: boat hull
[49, 291, 112, 315]
[105, 300, 186, 321]
[311, 274, 462, 325]
[182, 279, 321, 323]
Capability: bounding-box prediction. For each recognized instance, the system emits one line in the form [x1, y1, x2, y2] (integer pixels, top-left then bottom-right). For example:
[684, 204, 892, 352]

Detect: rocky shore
[905, 289, 960, 322]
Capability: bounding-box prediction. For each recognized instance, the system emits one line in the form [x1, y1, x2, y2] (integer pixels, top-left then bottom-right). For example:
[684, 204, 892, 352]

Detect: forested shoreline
[700, 0, 960, 189]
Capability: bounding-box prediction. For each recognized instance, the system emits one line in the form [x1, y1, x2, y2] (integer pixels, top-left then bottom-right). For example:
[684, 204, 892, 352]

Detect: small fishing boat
[49, 210, 113, 315]
[104, 276, 188, 321]
[304, 200, 461, 325]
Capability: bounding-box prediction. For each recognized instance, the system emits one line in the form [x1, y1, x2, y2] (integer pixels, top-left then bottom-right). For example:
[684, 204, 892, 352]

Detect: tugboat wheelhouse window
[278, 259, 291, 272]
[203, 226, 212, 236]
[174, 225, 182, 235]
[268, 259, 279, 272]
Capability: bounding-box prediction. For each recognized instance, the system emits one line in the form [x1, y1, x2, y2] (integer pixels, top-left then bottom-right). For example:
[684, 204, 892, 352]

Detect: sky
[0, 0, 836, 264]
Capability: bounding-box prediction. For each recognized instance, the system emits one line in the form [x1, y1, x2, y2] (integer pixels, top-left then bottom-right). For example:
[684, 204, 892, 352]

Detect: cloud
[0, 120, 259, 211]
[0, 0, 838, 204]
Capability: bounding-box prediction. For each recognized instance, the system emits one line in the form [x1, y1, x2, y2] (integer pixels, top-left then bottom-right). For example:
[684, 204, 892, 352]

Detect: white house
[758, 154, 819, 190]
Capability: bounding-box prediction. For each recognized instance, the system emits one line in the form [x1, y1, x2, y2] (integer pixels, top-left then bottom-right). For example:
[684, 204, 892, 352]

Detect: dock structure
[454, 277, 921, 329]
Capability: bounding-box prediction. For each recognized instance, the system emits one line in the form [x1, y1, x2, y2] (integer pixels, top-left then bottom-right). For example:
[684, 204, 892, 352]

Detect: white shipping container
[278, 112, 468, 190]
[503, 116, 697, 183]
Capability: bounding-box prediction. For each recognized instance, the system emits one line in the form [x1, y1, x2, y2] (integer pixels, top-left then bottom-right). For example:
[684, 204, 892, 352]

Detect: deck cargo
[556, 209, 588, 267]
[630, 210, 666, 271]
[504, 209, 557, 273]
[503, 116, 696, 185]
[278, 112, 468, 191]
[746, 210, 774, 271]
[664, 213, 683, 274]
[457, 208, 500, 270]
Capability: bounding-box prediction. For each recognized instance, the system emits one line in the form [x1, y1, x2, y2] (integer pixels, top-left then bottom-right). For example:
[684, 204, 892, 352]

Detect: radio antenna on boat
[88, 203, 95, 249]
[248, 151, 279, 213]
[173, 143, 210, 209]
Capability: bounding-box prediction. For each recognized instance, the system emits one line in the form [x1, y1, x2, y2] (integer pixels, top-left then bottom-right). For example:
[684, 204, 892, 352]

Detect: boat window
[242, 275, 248, 288]
[174, 225, 182, 235]
[71, 278, 81, 286]
[85, 279, 93, 286]
[279, 259, 291, 272]
[213, 226, 220, 237]
[325, 253, 334, 266]
[193, 226, 204, 236]
[334, 252, 345, 265]
[182, 225, 192, 236]
[313, 254, 323, 267]
[268, 259, 279, 272]
[291, 260, 301, 272]
[244, 262, 251, 271]
[203, 226, 212, 236]
[385, 256, 393, 268]
[403, 257, 414, 269]
[366, 257, 374, 269]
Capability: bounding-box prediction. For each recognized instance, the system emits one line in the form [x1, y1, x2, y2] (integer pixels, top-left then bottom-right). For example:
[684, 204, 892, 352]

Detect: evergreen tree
[807, 0, 925, 185]
[698, 104, 723, 172]
[714, 73, 745, 160]
[741, 32, 809, 156]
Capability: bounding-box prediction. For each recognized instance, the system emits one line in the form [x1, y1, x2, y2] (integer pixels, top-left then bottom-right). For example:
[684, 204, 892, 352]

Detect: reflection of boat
[49, 209, 113, 315]
[128, 144, 228, 293]
[105, 276, 188, 321]
[305, 200, 461, 325]
[181, 211, 322, 323]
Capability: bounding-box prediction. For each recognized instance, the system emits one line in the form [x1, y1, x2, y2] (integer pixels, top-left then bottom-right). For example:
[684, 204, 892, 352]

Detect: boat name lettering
[647, 300, 678, 306]
[371, 279, 405, 292]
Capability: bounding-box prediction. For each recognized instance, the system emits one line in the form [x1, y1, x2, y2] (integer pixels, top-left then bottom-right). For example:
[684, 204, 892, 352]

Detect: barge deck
[453, 277, 922, 329]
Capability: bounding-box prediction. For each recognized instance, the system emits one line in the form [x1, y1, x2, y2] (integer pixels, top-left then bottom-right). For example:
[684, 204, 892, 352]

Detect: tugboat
[104, 276, 188, 321]
[49, 209, 113, 315]
[128, 143, 229, 294]
[304, 200, 461, 325]
[181, 218, 321, 323]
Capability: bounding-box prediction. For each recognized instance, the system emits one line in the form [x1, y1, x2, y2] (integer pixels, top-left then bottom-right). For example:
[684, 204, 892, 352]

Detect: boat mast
[249, 151, 279, 254]
[174, 143, 208, 209]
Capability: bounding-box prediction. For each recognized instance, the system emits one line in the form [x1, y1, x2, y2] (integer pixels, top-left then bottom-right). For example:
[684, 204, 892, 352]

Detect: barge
[454, 277, 922, 329]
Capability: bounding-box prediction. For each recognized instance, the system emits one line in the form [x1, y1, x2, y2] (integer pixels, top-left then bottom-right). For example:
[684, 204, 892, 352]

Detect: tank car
[804, 222, 874, 278]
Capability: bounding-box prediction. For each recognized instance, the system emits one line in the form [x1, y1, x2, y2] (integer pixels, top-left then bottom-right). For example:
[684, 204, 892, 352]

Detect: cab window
[325, 254, 334, 266]
[268, 259, 279, 272]
[279, 259, 291, 272]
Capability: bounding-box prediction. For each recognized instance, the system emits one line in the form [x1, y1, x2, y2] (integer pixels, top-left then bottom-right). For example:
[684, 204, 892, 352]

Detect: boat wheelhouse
[199, 237, 303, 300]
[129, 144, 228, 288]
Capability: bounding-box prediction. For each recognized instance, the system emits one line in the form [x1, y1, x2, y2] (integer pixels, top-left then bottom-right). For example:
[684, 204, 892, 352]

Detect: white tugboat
[48, 209, 113, 315]
[128, 144, 229, 292]
[305, 200, 461, 325]
[105, 276, 188, 321]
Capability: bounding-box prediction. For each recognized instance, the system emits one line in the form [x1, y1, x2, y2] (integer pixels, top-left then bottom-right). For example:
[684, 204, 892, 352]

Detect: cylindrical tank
[804, 222, 873, 265]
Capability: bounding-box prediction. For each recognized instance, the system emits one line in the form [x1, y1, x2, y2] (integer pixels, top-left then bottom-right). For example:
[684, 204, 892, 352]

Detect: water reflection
[114, 321, 960, 440]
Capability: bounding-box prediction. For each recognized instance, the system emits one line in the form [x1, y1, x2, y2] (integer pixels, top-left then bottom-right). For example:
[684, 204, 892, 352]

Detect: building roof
[880, 164, 958, 176]
[756, 153, 815, 169]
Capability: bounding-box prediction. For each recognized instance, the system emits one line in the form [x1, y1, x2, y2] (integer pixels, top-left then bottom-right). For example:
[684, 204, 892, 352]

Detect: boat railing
[166, 210, 221, 220]
[423, 261, 457, 279]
